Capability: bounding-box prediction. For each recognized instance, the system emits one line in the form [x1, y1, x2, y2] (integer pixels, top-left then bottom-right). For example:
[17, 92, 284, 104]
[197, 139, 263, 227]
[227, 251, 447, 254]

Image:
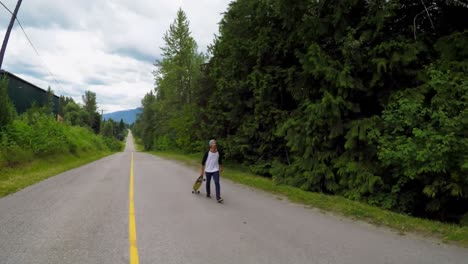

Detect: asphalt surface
[0, 131, 467, 264]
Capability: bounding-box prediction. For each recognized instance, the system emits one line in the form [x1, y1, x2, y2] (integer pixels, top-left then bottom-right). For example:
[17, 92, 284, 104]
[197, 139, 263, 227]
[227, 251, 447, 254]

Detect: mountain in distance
[103, 108, 143, 124]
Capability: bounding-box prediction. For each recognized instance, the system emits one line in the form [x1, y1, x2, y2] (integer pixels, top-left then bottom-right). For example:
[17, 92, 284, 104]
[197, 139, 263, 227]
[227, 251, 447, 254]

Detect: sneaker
[217, 198, 223, 203]
[206, 194, 211, 198]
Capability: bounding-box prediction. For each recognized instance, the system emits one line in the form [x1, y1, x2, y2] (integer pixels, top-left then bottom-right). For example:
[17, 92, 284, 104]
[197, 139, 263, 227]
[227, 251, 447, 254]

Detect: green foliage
[0, 137, 34, 167]
[0, 77, 17, 129]
[377, 32, 468, 218]
[0, 81, 122, 176]
[82, 90, 100, 133]
[102, 136, 124, 152]
[63, 125, 107, 154]
[133, 92, 157, 150]
[64, 100, 87, 127]
[462, 213, 468, 227]
[46, 86, 55, 115]
[101, 118, 127, 141]
[0, 110, 116, 168]
[134, 8, 203, 153]
[135, 1, 468, 223]
[102, 121, 114, 138]
[9, 109, 68, 155]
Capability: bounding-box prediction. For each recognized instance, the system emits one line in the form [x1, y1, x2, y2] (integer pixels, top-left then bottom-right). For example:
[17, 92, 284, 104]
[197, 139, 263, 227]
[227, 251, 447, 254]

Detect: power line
[0, 1, 12, 14]
[0, 0, 67, 96]
[15, 20, 67, 95]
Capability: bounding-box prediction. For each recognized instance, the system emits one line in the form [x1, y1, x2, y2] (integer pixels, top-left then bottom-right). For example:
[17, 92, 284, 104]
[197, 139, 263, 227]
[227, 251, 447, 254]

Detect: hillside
[103, 108, 142, 124]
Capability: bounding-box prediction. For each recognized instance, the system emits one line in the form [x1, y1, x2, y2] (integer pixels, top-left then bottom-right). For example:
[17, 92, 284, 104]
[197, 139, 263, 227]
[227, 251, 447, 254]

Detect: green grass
[0, 151, 114, 198]
[134, 138, 145, 152]
[139, 147, 468, 247]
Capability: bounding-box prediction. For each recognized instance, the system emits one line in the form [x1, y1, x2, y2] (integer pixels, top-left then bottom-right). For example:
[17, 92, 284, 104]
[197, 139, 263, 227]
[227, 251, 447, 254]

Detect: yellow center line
[129, 152, 139, 264]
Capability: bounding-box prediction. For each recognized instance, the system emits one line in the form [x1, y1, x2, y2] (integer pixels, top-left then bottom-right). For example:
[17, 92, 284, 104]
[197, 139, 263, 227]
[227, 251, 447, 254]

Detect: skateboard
[192, 175, 205, 194]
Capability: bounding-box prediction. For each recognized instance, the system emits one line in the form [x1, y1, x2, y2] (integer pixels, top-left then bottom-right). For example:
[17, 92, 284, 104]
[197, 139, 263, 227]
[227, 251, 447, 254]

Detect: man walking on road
[201, 139, 223, 203]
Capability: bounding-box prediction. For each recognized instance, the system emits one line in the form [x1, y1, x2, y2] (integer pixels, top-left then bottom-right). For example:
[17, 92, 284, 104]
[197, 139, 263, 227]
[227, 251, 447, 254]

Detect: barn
[0, 70, 60, 117]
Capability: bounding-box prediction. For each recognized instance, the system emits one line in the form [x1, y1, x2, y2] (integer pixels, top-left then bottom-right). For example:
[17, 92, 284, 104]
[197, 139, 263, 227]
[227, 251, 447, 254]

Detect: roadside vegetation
[0, 77, 128, 197]
[133, 1, 467, 246]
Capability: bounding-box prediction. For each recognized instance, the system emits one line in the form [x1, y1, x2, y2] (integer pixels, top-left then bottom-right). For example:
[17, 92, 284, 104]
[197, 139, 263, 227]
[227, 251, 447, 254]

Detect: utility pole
[101, 109, 107, 121]
[100, 109, 106, 135]
[0, 0, 23, 69]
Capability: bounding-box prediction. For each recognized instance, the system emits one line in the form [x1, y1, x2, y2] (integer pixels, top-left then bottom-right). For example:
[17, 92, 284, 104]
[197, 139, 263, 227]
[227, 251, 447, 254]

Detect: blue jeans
[205, 171, 221, 199]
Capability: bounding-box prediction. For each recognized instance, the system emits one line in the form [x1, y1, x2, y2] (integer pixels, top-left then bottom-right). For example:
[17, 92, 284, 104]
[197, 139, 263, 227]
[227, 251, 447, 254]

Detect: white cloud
[0, 0, 231, 112]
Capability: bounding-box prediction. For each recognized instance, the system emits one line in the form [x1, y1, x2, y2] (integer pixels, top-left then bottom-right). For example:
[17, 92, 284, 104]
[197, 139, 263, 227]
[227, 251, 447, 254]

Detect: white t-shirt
[205, 151, 220, 173]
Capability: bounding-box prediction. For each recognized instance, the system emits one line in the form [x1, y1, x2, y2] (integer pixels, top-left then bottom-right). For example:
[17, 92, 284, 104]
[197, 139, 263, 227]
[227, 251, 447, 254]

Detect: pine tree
[135, 8, 203, 151]
[82, 91, 99, 133]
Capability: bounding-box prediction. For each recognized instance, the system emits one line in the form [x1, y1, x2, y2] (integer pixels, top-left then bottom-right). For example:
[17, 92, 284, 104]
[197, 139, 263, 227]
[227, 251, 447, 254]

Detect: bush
[461, 213, 468, 227]
[0, 77, 16, 129]
[153, 135, 172, 151]
[102, 136, 123, 152]
[0, 135, 34, 167]
[0, 110, 119, 167]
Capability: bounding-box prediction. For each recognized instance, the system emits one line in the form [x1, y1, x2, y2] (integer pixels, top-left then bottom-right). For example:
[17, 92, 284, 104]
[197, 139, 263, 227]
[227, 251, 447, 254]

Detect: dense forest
[133, 0, 468, 223]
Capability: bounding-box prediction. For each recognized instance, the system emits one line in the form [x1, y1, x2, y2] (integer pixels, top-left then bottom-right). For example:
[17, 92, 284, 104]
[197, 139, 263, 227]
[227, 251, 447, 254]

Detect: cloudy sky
[0, 0, 232, 113]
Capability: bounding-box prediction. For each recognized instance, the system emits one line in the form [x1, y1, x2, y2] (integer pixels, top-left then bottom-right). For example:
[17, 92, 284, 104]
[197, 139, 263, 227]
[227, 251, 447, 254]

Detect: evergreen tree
[136, 8, 203, 151]
[82, 90, 98, 130]
[134, 0, 468, 222]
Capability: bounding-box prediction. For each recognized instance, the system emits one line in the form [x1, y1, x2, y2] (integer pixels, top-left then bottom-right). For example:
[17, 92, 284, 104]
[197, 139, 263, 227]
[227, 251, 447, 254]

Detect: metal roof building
[0, 70, 60, 117]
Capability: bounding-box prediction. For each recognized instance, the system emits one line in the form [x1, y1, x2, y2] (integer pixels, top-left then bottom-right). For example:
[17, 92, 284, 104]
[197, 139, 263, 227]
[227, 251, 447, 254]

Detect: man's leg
[205, 172, 213, 197]
[213, 171, 221, 200]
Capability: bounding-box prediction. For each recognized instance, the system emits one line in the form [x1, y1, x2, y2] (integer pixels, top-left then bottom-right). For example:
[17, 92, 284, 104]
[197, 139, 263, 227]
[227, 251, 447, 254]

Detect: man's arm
[201, 152, 208, 176]
[219, 150, 223, 173]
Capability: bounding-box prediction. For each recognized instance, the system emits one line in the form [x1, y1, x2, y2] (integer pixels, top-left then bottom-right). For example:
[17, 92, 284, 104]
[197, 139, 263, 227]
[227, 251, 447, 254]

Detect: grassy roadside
[0, 151, 114, 198]
[136, 144, 468, 247]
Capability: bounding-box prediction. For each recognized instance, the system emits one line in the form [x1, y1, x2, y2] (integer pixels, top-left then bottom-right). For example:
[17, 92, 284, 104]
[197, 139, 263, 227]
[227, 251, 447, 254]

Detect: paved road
[0, 132, 467, 264]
